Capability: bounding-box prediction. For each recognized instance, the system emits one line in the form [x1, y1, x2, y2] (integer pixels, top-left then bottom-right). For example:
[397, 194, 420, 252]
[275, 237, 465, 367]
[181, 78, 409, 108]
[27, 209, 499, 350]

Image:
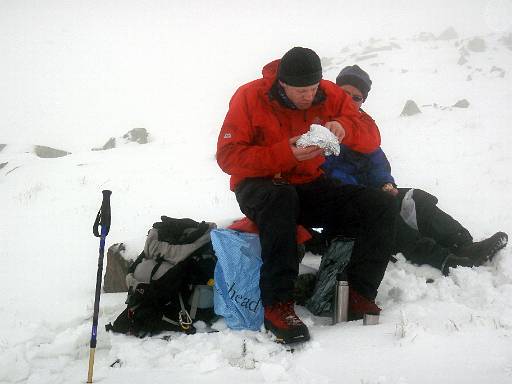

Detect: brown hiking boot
[264, 301, 310, 344]
[348, 288, 381, 321]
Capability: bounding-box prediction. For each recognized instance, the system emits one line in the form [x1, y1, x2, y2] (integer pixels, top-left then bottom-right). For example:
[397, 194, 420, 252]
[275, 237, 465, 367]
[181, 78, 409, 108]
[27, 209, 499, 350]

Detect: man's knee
[412, 189, 438, 207]
[236, 178, 299, 219]
[362, 188, 400, 215]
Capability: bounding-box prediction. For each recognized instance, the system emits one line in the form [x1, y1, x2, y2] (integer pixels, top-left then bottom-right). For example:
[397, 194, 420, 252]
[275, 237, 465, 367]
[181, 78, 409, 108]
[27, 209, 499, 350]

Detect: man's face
[280, 81, 320, 110]
[340, 84, 364, 109]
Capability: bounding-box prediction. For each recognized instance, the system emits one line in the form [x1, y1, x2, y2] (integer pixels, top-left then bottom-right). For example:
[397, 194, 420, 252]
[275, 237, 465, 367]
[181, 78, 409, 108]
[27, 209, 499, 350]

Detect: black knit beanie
[336, 65, 372, 100]
[278, 47, 322, 87]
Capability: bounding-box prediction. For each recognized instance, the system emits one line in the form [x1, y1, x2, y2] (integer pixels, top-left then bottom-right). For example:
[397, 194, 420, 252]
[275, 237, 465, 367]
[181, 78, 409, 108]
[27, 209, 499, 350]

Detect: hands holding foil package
[292, 123, 343, 160]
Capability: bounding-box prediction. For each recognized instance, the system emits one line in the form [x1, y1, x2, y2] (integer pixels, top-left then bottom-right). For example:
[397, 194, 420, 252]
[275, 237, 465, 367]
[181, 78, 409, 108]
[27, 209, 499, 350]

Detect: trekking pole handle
[93, 190, 112, 237]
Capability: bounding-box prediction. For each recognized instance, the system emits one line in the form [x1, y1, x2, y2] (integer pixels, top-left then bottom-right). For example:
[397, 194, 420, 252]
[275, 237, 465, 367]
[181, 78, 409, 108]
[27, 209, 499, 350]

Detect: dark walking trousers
[235, 176, 398, 306]
[394, 188, 472, 269]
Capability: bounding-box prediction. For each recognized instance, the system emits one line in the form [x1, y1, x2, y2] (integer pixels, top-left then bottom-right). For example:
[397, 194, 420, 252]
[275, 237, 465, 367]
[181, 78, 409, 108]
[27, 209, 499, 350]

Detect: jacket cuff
[269, 139, 299, 171]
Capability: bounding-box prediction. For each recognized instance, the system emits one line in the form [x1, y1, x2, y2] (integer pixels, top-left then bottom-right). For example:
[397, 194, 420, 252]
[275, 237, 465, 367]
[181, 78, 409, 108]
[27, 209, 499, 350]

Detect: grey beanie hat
[336, 65, 372, 100]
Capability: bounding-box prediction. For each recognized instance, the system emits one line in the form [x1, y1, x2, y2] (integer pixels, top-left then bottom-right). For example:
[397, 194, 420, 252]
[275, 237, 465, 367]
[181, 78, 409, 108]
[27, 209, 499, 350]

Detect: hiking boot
[264, 301, 310, 344]
[441, 254, 477, 276]
[348, 289, 381, 321]
[453, 232, 508, 265]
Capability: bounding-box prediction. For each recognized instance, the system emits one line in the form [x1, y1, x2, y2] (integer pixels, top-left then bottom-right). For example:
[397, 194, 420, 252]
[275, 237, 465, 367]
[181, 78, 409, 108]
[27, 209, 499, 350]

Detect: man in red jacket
[217, 47, 398, 344]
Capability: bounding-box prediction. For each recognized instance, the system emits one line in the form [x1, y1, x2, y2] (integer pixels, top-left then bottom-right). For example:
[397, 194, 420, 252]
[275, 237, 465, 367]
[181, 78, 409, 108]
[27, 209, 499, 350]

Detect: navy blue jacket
[323, 145, 395, 188]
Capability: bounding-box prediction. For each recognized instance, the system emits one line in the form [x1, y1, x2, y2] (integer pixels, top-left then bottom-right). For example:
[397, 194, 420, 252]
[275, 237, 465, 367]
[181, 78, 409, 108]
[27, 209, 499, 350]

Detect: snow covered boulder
[400, 100, 422, 116]
[437, 26, 458, 41]
[453, 99, 470, 108]
[123, 128, 149, 144]
[92, 137, 116, 151]
[467, 37, 487, 52]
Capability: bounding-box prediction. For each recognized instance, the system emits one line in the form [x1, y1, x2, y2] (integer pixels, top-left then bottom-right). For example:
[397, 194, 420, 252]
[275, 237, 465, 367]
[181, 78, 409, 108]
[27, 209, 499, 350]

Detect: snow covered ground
[1, 1, 512, 383]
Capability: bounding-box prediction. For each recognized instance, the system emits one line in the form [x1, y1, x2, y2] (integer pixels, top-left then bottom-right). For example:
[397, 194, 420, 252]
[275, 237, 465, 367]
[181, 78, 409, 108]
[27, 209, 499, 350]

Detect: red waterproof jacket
[217, 60, 381, 190]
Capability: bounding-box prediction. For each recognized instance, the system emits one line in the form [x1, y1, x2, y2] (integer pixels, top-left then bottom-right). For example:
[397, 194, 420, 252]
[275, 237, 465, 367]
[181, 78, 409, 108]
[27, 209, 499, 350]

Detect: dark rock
[34, 145, 71, 158]
[92, 137, 116, 151]
[453, 99, 470, 108]
[0, 162, 7, 170]
[122, 128, 148, 144]
[103, 243, 132, 293]
[400, 100, 422, 116]
[0, 144, 6, 152]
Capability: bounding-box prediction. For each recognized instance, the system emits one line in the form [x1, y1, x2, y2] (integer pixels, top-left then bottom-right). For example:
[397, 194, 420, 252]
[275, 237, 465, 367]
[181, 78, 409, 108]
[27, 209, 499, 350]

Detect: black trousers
[394, 188, 473, 270]
[235, 176, 398, 306]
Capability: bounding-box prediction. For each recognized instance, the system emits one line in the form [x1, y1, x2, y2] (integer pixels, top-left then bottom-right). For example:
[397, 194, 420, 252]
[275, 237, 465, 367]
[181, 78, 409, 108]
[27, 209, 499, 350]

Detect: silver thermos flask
[333, 271, 349, 324]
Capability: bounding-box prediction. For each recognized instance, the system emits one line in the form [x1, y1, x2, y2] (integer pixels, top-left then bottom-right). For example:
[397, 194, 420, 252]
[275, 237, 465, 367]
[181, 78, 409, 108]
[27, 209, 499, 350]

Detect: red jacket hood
[262, 59, 280, 82]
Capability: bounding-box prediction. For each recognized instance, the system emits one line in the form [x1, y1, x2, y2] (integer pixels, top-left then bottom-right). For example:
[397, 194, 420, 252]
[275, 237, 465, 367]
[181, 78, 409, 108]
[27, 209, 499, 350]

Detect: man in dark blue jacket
[320, 65, 508, 275]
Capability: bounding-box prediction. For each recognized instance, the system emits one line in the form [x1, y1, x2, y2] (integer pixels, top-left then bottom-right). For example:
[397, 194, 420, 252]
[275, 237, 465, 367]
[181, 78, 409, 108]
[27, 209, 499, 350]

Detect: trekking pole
[87, 190, 112, 383]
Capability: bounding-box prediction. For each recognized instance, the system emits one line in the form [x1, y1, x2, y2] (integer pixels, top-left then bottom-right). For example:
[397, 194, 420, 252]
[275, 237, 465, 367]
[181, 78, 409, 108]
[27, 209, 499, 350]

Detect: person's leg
[296, 177, 398, 301]
[394, 215, 452, 270]
[235, 178, 300, 306]
[408, 188, 508, 265]
[410, 189, 473, 250]
[235, 178, 309, 343]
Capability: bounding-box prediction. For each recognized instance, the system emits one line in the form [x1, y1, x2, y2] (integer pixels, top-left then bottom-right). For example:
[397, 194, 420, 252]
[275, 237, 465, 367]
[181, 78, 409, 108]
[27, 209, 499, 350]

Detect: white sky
[1, 0, 511, 151]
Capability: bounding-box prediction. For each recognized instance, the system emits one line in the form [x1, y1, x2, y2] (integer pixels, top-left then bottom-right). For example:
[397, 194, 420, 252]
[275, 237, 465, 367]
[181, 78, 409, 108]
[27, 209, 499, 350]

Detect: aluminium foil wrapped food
[296, 124, 340, 156]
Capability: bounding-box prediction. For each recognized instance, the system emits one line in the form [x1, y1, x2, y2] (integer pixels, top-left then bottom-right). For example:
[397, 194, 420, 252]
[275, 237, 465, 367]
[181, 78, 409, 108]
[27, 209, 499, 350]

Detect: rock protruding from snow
[92, 137, 116, 151]
[457, 47, 470, 65]
[453, 99, 470, 108]
[400, 100, 422, 116]
[0, 144, 6, 152]
[92, 128, 149, 151]
[103, 243, 131, 293]
[500, 33, 512, 50]
[123, 128, 149, 144]
[438, 27, 458, 41]
[467, 37, 487, 52]
[0, 162, 7, 170]
[33, 145, 71, 158]
[490, 66, 506, 78]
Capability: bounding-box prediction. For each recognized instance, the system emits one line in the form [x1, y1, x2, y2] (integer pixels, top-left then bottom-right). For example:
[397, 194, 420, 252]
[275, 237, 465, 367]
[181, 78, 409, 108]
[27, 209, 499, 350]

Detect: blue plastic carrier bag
[211, 228, 263, 331]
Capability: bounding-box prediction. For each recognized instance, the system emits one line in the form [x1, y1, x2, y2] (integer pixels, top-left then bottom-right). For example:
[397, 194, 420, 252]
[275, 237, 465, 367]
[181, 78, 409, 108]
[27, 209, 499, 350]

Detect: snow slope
[1, 1, 512, 383]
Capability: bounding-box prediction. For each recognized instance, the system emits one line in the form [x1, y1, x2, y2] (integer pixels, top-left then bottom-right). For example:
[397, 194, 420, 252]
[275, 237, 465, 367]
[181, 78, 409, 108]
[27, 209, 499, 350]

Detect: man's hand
[325, 121, 346, 143]
[382, 183, 399, 196]
[289, 136, 323, 161]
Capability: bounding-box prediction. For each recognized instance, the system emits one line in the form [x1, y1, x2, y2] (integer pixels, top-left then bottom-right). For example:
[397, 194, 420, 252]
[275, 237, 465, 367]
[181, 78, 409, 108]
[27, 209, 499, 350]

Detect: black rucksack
[106, 216, 217, 337]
